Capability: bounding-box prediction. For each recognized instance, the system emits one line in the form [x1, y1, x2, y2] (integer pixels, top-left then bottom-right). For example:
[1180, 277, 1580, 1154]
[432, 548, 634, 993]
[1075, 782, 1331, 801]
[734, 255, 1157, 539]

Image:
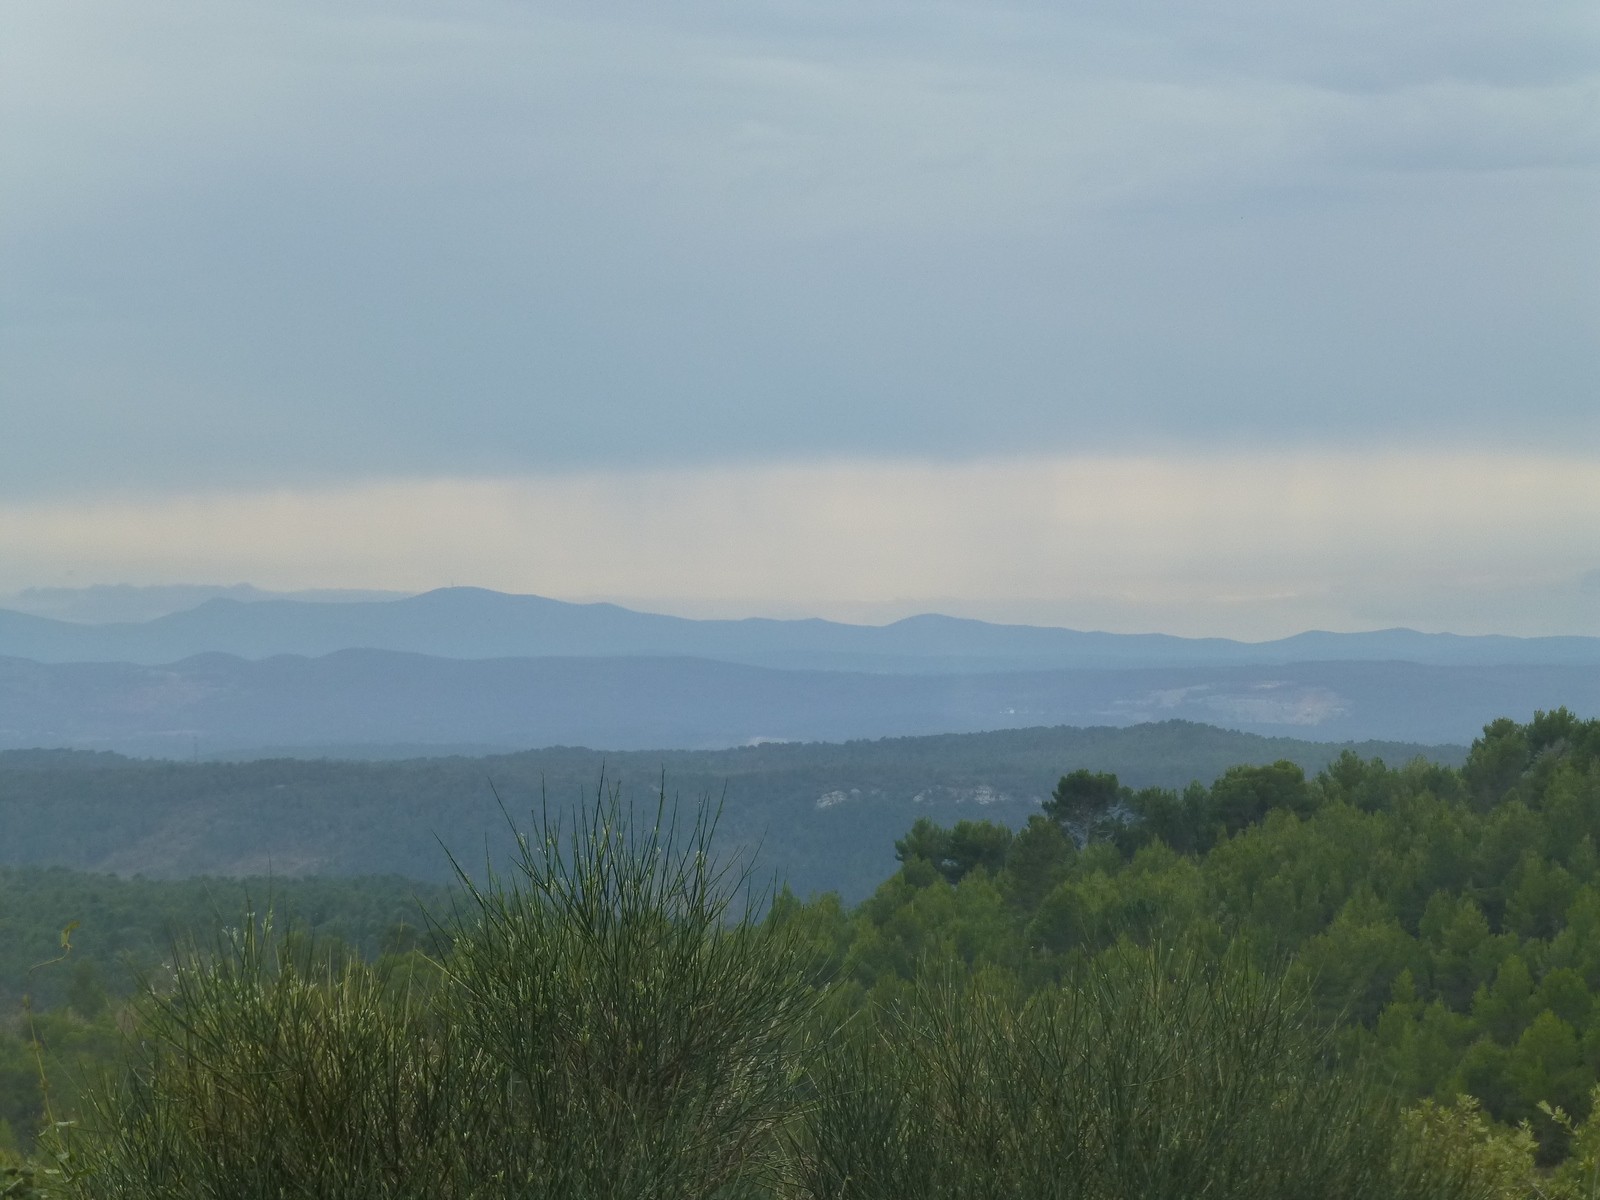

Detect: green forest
[3, 709, 1599, 1196]
[0, 720, 1462, 901]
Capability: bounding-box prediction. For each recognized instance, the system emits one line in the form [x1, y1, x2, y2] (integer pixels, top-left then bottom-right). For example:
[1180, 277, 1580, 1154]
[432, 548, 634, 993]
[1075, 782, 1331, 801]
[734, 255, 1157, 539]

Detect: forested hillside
[786, 708, 1600, 1158]
[0, 871, 450, 1012]
[0, 721, 1460, 899]
[3, 709, 1597, 1193]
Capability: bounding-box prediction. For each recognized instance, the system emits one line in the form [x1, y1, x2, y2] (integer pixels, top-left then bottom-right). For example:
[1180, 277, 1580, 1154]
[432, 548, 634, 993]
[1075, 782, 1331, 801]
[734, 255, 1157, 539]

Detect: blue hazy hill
[1, 586, 1597, 672]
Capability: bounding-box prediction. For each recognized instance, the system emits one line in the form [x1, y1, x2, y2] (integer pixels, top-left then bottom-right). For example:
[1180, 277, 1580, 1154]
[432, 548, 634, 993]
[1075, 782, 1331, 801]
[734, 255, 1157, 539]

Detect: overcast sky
[2, 0, 1597, 636]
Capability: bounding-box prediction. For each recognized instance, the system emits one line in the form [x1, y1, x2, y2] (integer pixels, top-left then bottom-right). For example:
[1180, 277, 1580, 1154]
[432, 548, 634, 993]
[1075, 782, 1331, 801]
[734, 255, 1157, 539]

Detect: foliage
[6, 709, 1600, 1191]
[55, 786, 816, 1200]
[440, 791, 815, 1196]
[893, 819, 1012, 884]
[61, 919, 480, 1199]
[0, 721, 1463, 902]
[1400, 1095, 1543, 1198]
[870, 709, 1600, 1165]
[797, 946, 1477, 1200]
[1043, 769, 1122, 841]
[0, 868, 450, 1012]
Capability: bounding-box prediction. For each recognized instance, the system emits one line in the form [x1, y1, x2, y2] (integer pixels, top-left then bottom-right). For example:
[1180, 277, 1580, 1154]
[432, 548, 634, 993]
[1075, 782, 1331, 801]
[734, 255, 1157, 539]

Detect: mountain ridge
[2, 586, 1597, 672]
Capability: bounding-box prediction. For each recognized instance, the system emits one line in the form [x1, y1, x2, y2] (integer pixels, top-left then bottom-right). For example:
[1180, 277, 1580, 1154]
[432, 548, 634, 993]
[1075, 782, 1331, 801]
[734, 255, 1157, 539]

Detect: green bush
[441, 793, 815, 1197]
[60, 787, 814, 1200]
[60, 917, 484, 1199]
[54, 787, 1496, 1198]
[794, 946, 1484, 1200]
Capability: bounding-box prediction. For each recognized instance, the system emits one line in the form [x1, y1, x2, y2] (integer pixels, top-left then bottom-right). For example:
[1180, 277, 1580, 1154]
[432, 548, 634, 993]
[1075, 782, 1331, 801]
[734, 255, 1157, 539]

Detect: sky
[2, 0, 1597, 637]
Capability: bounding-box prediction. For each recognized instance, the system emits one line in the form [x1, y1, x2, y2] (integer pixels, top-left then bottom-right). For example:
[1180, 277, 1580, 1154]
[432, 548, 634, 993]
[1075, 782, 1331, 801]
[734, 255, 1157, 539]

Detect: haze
[3, 0, 1596, 638]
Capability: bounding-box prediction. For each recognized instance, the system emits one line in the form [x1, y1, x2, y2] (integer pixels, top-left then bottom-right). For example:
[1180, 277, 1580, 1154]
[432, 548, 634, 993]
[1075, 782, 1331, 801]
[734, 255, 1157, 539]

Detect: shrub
[441, 790, 815, 1196]
[60, 917, 484, 1199]
[793, 945, 1486, 1200]
[61, 785, 815, 1200]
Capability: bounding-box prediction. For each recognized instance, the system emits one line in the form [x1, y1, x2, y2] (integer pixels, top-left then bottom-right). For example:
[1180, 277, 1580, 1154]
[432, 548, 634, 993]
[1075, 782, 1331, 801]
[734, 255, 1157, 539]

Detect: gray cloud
[2, 0, 1596, 501]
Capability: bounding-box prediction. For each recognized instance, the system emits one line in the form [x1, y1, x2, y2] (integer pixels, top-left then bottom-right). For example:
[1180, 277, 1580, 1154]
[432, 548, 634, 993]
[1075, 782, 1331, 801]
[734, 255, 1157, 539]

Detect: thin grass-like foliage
[63, 917, 486, 1199]
[441, 785, 815, 1197]
[61, 783, 814, 1200]
[792, 945, 1487, 1200]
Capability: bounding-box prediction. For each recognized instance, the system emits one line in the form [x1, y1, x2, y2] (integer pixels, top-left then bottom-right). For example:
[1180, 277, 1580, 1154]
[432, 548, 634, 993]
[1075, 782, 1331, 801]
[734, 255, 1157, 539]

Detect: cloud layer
[2, 451, 1595, 637]
[3, 0, 1596, 501]
[3, 2, 1595, 635]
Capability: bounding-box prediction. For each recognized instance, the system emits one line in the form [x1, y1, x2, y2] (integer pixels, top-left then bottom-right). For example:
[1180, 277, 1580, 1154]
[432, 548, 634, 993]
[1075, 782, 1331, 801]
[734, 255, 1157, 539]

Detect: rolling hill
[0, 720, 1466, 900]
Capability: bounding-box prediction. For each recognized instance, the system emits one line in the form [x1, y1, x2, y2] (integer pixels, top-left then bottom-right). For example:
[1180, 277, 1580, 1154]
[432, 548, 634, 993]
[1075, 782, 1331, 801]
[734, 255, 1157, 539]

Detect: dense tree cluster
[789, 708, 1600, 1162]
[1, 710, 1597, 1193]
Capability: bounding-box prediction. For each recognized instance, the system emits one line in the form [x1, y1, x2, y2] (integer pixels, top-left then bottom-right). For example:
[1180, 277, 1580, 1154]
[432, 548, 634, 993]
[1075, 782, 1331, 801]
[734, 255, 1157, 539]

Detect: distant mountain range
[3, 586, 1599, 673]
[0, 583, 407, 625]
[0, 649, 1594, 754]
[0, 586, 1594, 754]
